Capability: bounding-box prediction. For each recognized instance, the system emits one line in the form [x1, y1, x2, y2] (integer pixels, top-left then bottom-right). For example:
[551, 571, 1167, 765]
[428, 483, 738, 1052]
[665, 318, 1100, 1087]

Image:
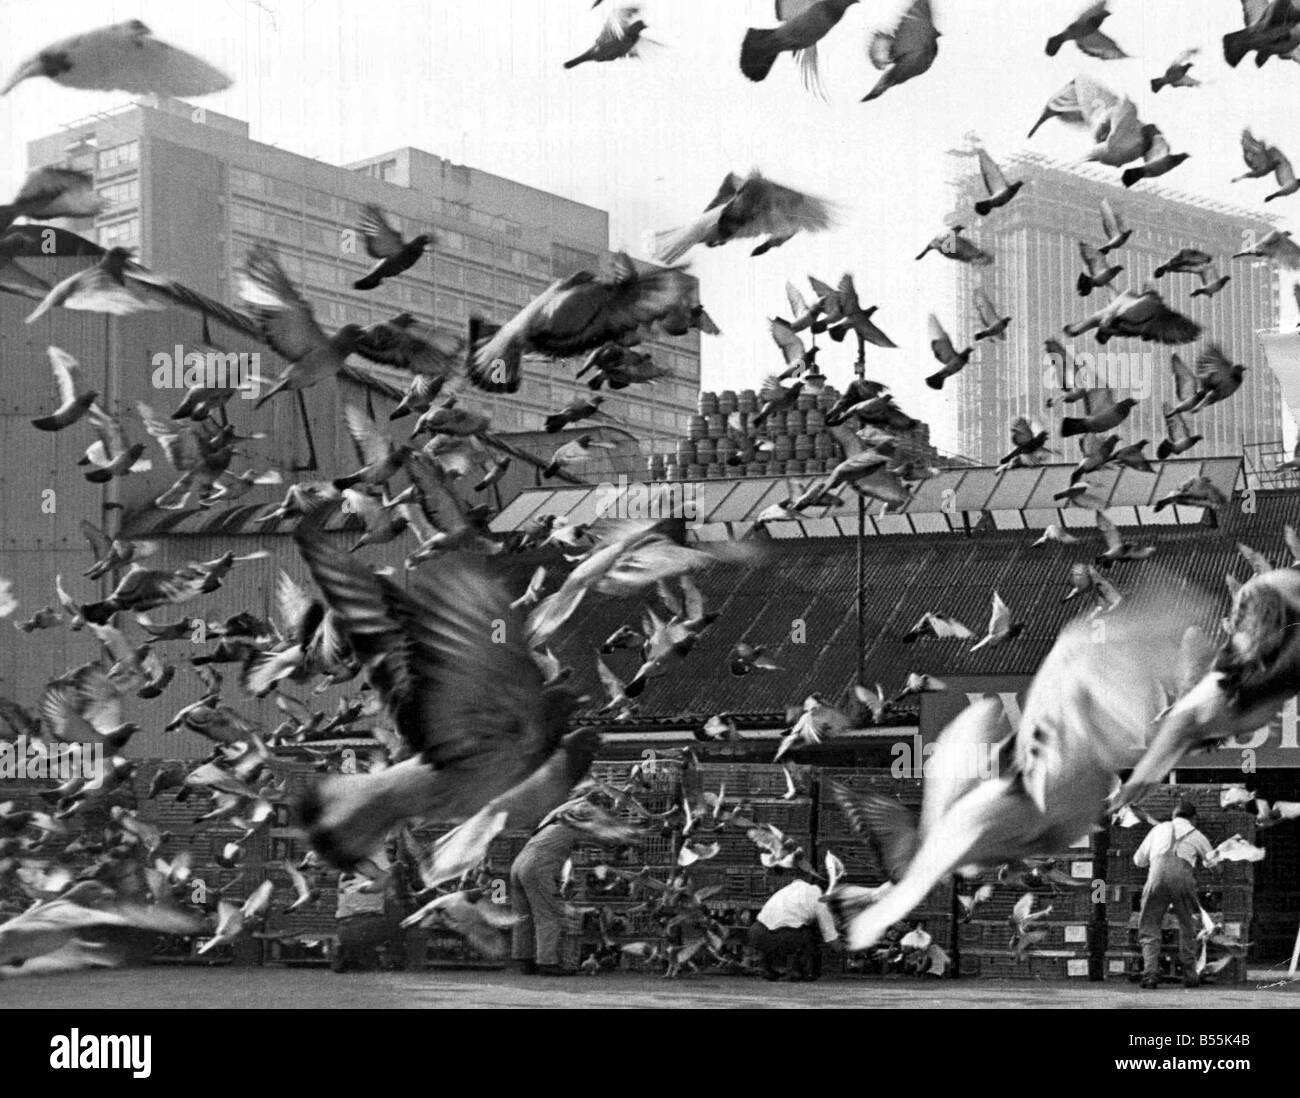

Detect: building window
[96, 178, 139, 209]
[229, 166, 264, 193]
[552, 244, 598, 278]
[96, 141, 139, 174]
[98, 218, 139, 248]
[305, 259, 340, 286]
[267, 177, 301, 204]
[355, 159, 398, 183]
[304, 189, 334, 214]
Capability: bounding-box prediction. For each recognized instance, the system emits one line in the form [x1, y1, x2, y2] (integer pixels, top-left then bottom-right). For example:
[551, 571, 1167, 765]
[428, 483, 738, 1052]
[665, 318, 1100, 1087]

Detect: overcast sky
[2, 0, 1299, 446]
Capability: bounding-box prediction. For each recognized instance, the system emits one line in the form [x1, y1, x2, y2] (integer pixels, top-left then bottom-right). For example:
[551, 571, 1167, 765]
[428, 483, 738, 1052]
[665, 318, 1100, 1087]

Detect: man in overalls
[1133, 799, 1212, 989]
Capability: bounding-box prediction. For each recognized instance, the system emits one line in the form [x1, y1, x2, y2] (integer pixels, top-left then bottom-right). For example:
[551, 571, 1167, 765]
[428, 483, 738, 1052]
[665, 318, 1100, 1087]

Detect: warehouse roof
[505, 485, 1300, 730]
[490, 457, 1241, 542]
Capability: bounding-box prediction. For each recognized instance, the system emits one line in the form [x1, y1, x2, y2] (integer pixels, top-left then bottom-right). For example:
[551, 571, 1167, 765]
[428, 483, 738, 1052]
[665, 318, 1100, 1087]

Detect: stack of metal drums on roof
[658, 385, 848, 482]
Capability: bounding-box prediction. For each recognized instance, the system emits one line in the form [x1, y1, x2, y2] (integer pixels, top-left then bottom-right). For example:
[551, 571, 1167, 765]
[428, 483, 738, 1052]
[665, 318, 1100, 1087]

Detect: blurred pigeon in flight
[1167, 344, 1246, 414]
[1097, 199, 1131, 253]
[1232, 130, 1298, 201]
[823, 274, 897, 347]
[916, 224, 992, 265]
[1060, 383, 1138, 437]
[1234, 229, 1300, 268]
[1120, 126, 1190, 188]
[1151, 48, 1201, 92]
[973, 289, 1011, 341]
[238, 246, 365, 408]
[1064, 287, 1201, 345]
[30, 347, 97, 432]
[1223, 0, 1300, 68]
[471, 253, 692, 392]
[1045, 2, 1129, 59]
[652, 170, 834, 264]
[925, 314, 972, 390]
[1153, 248, 1214, 282]
[0, 166, 105, 231]
[26, 247, 166, 323]
[972, 146, 1025, 216]
[862, 0, 940, 103]
[739, 0, 860, 98]
[566, 5, 653, 68]
[1, 20, 231, 97]
[1116, 567, 1300, 808]
[352, 206, 434, 290]
[1157, 401, 1203, 459]
[1076, 241, 1123, 297]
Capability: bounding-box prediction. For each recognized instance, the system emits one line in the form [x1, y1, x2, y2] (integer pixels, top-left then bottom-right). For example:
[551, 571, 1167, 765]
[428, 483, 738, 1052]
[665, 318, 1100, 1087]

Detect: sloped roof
[490, 457, 1241, 541]
[508, 487, 1300, 729]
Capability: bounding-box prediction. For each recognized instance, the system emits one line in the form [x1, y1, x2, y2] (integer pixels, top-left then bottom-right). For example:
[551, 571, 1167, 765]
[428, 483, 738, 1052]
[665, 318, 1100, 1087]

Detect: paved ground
[4, 966, 1300, 1008]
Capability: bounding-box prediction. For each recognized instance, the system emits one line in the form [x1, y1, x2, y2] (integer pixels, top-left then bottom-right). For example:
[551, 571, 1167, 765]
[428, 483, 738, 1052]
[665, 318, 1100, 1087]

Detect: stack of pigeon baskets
[564, 757, 686, 968]
[956, 833, 1099, 982]
[815, 769, 955, 977]
[686, 761, 815, 907]
[1099, 784, 1252, 985]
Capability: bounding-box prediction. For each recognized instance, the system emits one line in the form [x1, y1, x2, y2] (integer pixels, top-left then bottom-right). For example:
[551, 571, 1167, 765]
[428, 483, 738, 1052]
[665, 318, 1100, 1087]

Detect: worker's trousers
[510, 823, 577, 967]
[1137, 853, 1200, 977]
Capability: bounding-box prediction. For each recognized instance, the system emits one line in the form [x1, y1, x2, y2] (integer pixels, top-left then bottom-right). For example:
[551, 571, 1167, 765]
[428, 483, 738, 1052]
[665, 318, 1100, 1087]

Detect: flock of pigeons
[2, 6, 1300, 975]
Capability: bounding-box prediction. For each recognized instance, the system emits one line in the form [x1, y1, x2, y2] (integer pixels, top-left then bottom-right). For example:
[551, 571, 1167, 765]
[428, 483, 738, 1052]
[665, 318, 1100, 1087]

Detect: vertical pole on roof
[855, 333, 867, 686]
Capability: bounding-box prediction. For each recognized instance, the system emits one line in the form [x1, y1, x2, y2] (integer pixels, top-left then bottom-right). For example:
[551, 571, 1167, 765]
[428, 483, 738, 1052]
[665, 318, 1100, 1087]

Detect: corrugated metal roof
[500, 487, 1300, 728]
[489, 457, 1240, 537]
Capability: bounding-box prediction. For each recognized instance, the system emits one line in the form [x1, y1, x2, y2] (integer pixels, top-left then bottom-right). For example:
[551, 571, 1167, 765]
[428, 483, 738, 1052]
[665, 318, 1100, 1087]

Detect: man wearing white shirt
[1133, 799, 1213, 989]
[749, 869, 840, 982]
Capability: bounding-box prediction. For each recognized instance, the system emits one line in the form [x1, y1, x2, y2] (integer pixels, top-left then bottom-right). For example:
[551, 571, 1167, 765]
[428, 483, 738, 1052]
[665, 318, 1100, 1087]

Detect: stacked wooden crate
[957, 839, 1098, 982]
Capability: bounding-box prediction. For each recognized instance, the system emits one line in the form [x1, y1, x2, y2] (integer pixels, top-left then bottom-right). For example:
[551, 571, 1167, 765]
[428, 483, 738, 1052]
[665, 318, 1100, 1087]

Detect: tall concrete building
[24, 95, 703, 457]
[938, 150, 1283, 471]
[1, 96, 705, 755]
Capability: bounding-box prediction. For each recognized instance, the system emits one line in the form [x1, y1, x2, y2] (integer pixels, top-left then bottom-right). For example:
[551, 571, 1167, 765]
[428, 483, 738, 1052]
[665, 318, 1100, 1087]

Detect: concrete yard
[4, 966, 1299, 1009]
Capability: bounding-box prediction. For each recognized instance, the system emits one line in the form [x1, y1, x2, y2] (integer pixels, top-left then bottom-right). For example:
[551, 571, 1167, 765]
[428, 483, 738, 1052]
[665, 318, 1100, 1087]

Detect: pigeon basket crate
[959, 919, 1091, 953]
[978, 886, 1098, 924]
[1101, 948, 1247, 985]
[818, 768, 912, 796]
[696, 763, 792, 799]
[485, 829, 535, 869]
[822, 841, 891, 885]
[961, 950, 1090, 980]
[1108, 883, 1252, 922]
[591, 758, 682, 796]
[721, 867, 779, 902]
[743, 798, 813, 835]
